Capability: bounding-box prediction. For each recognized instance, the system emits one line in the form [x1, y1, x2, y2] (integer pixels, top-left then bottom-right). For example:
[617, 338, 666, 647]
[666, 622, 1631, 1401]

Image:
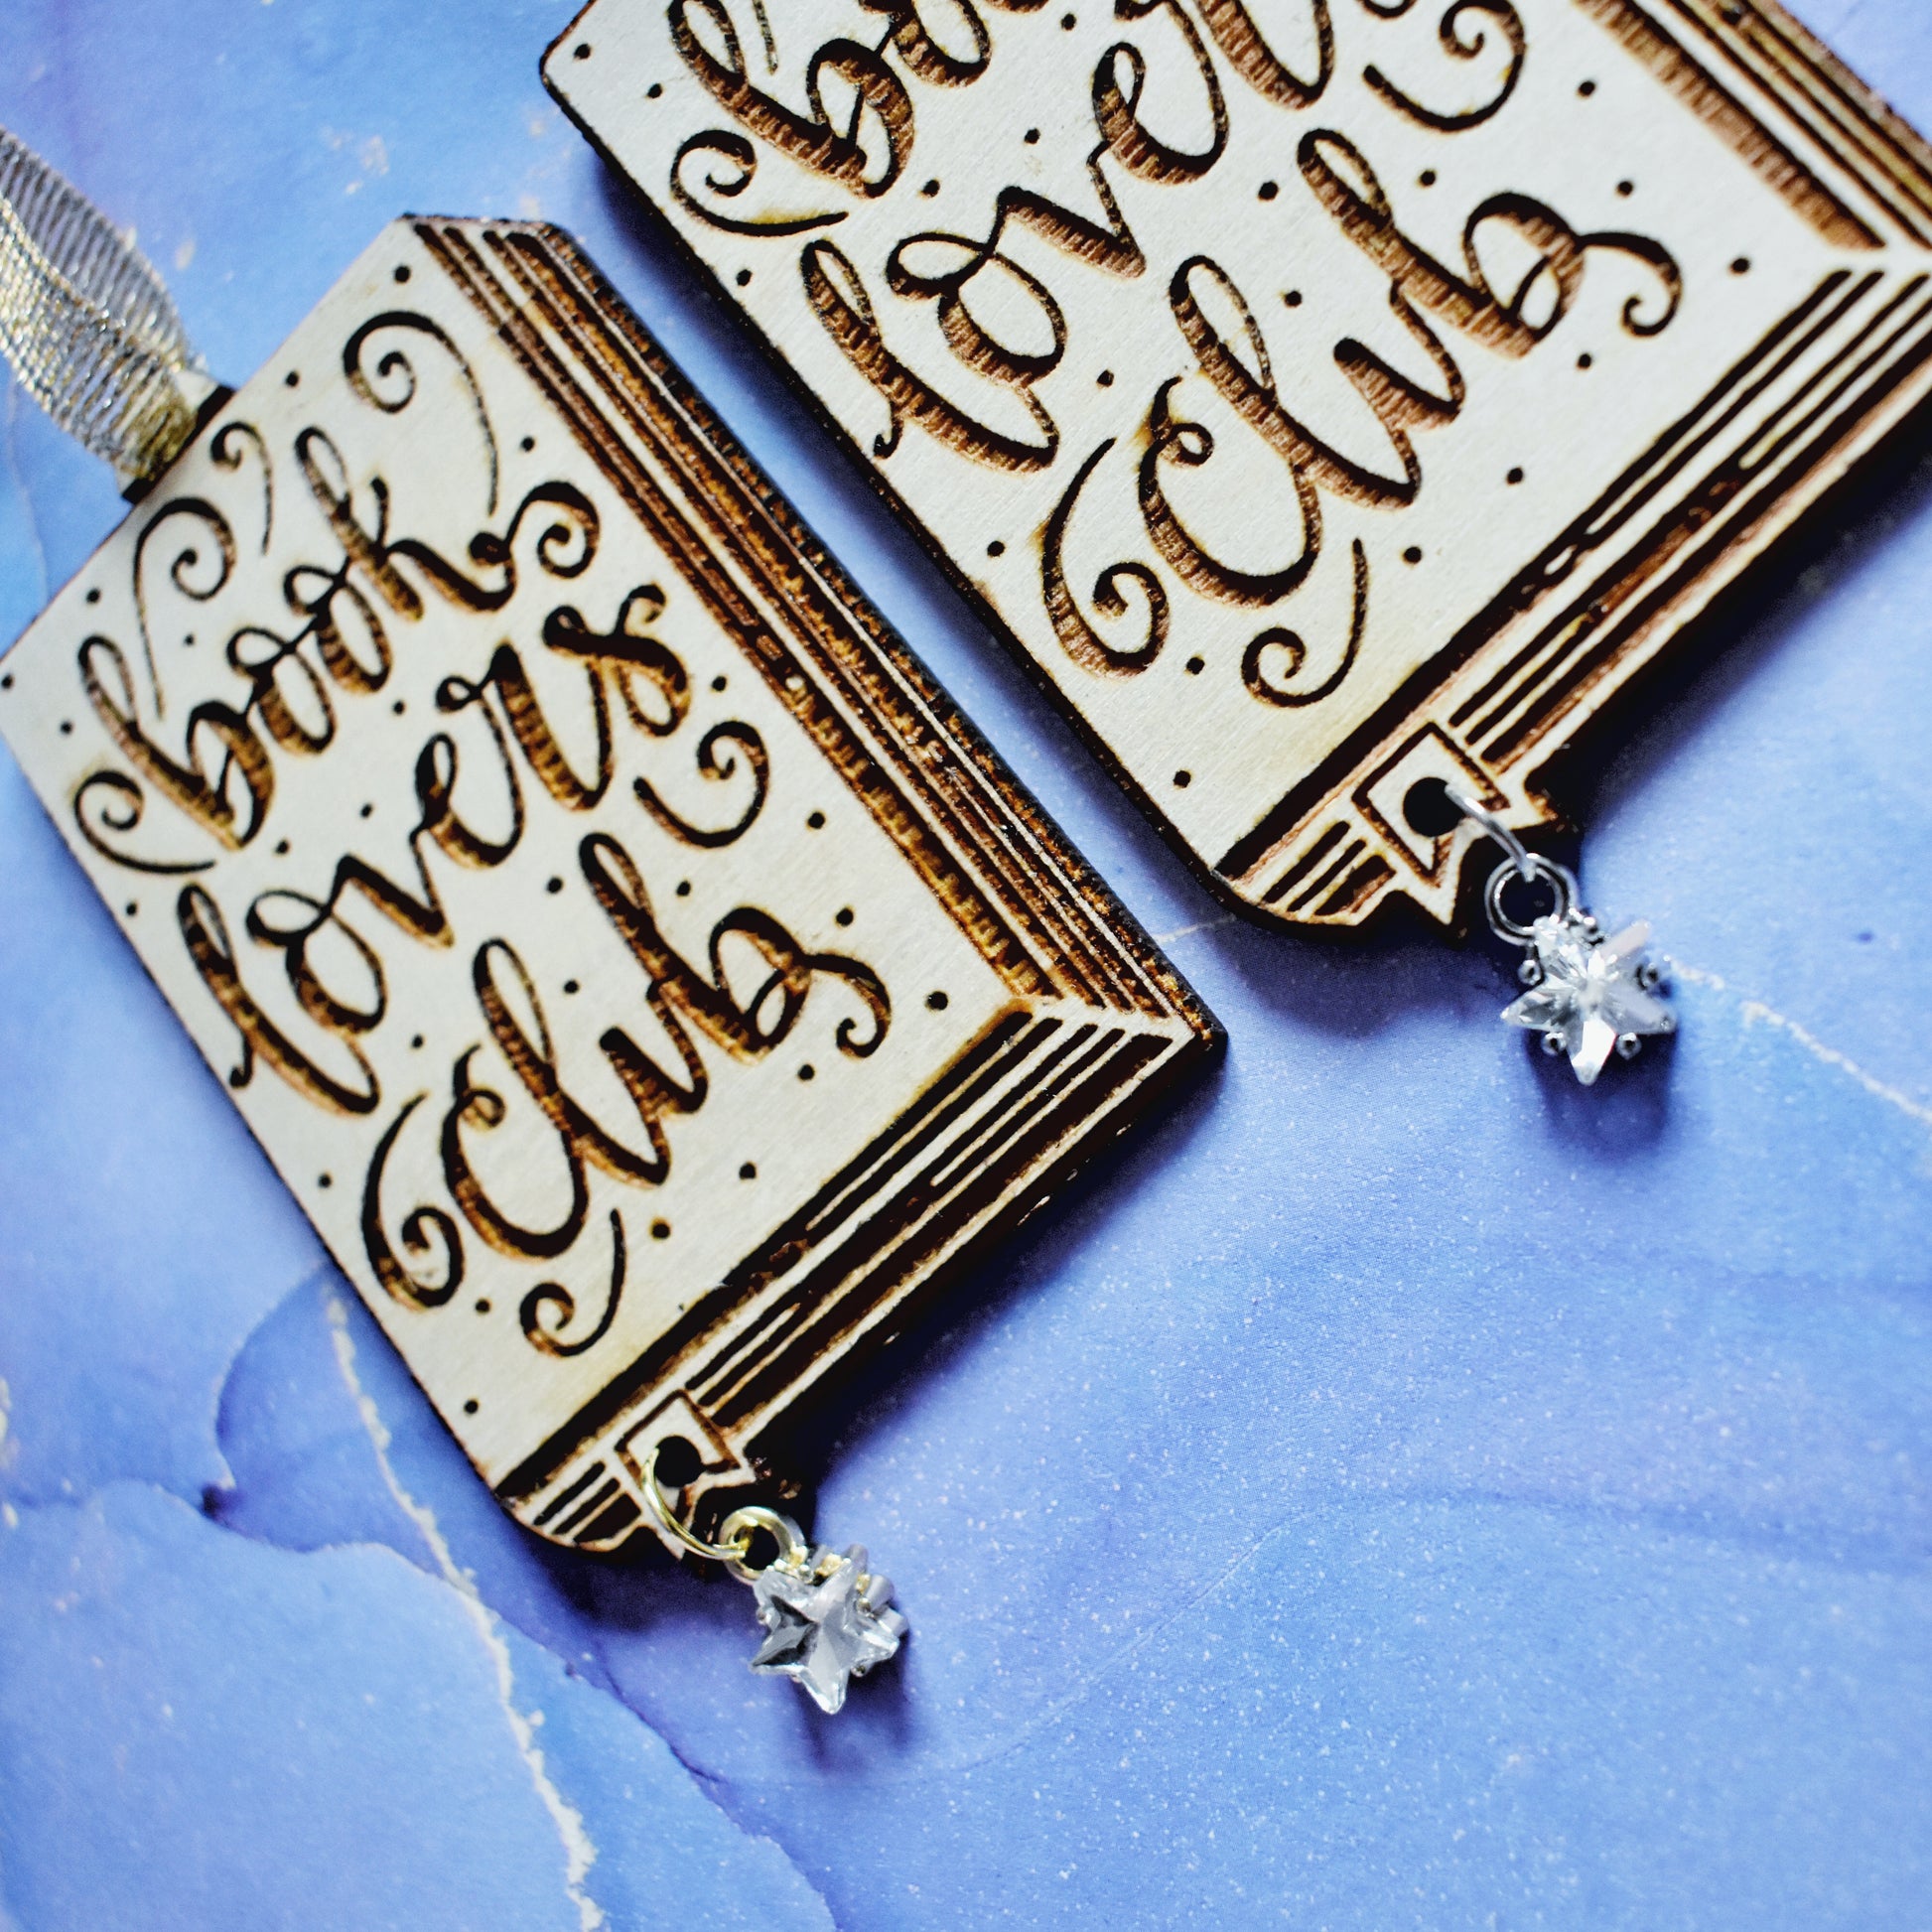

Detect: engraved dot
[1060, 11, 1076, 26]
[392, 699, 405, 715]
[740, 1162, 758, 1179]
[1258, 181, 1279, 202]
[59, 721, 71, 736]
[275, 839, 290, 856]
[520, 435, 535, 452]
[675, 880, 691, 897]
[318, 1173, 333, 1189]
[736, 268, 752, 287]
[646, 80, 663, 98]
[835, 906, 854, 926]
[807, 810, 826, 829]
[651, 1219, 671, 1240]
[1579, 78, 1596, 96]
[359, 802, 373, 818]
[183, 632, 196, 648]
[1507, 467, 1525, 484]
[1578, 352, 1594, 369]
[411, 1035, 425, 1049]
[547, 876, 564, 894]
[921, 179, 940, 198]
[1024, 127, 1040, 145]
[987, 539, 1006, 557]
[1419, 170, 1437, 187]
[124, 901, 138, 917]
[1731, 256, 1751, 274]
[798, 1064, 816, 1082]
[284, 371, 300, 388]
[573, 41, 592, 59]
[464, 1399, 480, 1414]
[1184, 655, 1204, 674]
[1097, 370, 1113, 387]
[926, 990, 949, 1011]
[1283, 290, 1304, 308]
[0, 675, 11, 691]
[393, 265, 412, 284]
[564, 979, 580, 995]
[475, 1299, 491, 1313]
[1617, 180, 1635, 197]
[1173, 769, 1192, 787]
[85, 588, 101, 605]
[1403, 545, 1423, 564]
[711, 673, 727, 691]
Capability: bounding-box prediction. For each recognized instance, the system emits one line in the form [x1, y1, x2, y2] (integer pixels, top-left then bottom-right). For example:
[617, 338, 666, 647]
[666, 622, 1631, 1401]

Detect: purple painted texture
[2, 1, 1931, 1925]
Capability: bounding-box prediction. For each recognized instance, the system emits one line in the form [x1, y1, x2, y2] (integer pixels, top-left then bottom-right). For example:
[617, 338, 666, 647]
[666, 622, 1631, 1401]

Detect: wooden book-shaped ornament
[545, 0, 1932, 927]
[0, 217, 1219, 1560]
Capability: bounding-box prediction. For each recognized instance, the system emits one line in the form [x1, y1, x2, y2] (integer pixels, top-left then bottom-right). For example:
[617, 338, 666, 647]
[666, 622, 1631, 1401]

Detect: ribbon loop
[0, 126, 214, 487]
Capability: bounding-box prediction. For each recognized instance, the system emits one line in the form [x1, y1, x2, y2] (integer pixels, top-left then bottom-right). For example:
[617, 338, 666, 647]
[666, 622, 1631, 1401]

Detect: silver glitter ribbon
[0, 126, 214, 487]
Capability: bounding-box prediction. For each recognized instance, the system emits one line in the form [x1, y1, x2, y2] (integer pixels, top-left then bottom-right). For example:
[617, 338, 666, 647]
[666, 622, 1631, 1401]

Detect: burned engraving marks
[0, 219, 1216, 1552]
[548, 0, 1932, 923]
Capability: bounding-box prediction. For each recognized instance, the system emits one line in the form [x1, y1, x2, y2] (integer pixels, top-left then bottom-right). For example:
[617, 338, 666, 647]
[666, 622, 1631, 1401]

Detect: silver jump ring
[1445, 785, 1534, 879]
[1484, 853, 1580, 943]
[638, 1445, 807, 1581]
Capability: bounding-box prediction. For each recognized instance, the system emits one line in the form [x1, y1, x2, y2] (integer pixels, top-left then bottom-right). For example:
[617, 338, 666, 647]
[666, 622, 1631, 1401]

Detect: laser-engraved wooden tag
[0, 218, 1217, 1553]
[546, 0, 1932, 926]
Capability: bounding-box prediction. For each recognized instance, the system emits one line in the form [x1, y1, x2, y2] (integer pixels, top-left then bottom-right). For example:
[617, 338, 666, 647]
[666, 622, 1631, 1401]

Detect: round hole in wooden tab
[1402, 777, 1462, 839]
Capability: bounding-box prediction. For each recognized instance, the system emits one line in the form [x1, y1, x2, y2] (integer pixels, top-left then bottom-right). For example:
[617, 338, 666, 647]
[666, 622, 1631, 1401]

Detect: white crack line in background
[326, 1293, 608, 1932]
[1669, 958, 1932, 1133]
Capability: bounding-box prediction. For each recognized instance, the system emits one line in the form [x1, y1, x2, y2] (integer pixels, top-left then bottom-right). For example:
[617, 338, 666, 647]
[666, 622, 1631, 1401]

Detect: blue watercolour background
[1, 0, 1929, 1923]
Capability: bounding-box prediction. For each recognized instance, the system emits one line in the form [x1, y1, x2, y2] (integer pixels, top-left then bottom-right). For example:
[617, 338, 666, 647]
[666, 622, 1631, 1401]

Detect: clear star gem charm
[749, 1544, 907, 1714]
[1501, 912, 1676, 1085]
